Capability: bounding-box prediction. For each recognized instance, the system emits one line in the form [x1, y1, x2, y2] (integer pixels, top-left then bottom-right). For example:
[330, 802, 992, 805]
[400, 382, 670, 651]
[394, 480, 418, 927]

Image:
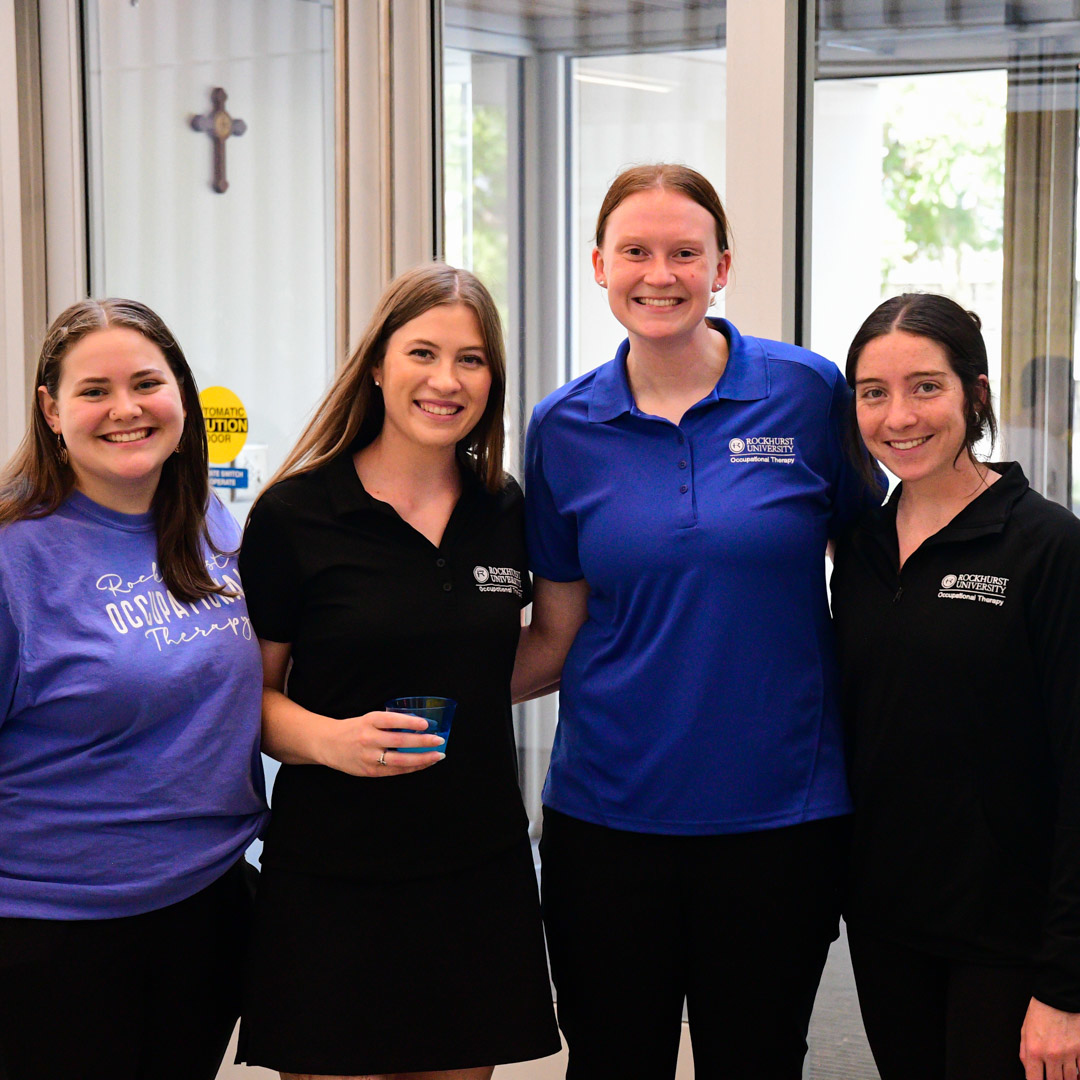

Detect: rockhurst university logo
[473, 565, 523, 598]
[728, 435, 796, 465]
[938, 572, 1009, 607]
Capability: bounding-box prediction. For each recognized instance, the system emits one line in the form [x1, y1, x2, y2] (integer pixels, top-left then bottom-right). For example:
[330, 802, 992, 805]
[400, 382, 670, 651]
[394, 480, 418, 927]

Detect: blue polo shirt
[525, 318, 876, 835]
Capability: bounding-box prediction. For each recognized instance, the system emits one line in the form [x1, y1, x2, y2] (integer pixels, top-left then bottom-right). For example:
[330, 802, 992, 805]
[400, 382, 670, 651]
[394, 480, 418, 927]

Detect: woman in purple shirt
[0, 299, 267, 1080]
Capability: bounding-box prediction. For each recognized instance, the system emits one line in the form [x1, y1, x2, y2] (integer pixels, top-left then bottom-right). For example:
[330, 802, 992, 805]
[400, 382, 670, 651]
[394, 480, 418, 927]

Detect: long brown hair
[0, 298, 231, 602]
[594, 163, 733, 253]
[264, 262, 507, 495]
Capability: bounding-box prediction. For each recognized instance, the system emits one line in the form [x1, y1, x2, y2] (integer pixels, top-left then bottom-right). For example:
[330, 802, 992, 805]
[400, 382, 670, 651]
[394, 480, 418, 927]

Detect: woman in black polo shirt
[831, 293, 1080, 1080]
[236, 263, 560, 1078]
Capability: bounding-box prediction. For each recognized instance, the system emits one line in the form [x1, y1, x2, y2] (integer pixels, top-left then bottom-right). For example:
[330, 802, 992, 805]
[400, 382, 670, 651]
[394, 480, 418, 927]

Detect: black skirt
[237, 839, 561, 1075]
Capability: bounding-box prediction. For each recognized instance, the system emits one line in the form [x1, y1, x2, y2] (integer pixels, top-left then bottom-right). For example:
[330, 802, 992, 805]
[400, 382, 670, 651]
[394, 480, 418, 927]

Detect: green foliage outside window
[881, 81, 1005, 288]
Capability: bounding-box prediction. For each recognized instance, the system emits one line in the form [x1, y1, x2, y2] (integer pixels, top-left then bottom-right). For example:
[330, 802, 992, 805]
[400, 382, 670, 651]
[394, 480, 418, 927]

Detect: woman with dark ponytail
[833, 292, 1080, 1080]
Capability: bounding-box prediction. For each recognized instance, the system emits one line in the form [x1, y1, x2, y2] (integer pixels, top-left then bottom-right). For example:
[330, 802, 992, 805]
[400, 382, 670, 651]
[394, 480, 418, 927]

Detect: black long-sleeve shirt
[832, 462, 1080, 1011]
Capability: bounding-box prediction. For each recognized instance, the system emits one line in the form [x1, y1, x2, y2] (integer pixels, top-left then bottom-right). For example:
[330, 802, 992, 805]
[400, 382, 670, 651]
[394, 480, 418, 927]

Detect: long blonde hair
[264, 263, 507, 495]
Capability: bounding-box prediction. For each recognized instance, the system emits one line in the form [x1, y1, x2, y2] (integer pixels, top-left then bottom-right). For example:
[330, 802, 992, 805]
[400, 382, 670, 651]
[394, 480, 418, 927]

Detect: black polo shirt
[239, 452, 532, 882]
[831, 462, 1080, 1011]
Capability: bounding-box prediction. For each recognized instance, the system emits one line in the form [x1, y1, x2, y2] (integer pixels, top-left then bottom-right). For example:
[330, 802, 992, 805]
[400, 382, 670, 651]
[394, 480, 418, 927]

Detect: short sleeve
[0, 586, 19, 729]
[238, 489, 304, 642]
[523, 408, 584, 582]
[501, 476, 534, 608]
[826, 371, 885, 535]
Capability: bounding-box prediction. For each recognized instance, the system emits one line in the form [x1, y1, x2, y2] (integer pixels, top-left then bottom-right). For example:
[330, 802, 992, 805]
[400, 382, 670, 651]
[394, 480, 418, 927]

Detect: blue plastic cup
[384, 696, 456, 755]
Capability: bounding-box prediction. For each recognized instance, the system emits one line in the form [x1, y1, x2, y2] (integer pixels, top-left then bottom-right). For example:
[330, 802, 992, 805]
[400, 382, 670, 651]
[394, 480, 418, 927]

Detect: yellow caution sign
[199, 386, 249, 465]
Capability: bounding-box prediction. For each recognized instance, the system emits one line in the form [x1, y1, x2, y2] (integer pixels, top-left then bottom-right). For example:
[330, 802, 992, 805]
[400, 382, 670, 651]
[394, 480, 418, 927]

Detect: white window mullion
[725, 0, 804, 343]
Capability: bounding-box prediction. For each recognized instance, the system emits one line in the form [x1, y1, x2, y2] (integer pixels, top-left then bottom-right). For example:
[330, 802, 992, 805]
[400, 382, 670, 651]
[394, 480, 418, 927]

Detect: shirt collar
[867, 461, 1029, 541]
[587, 317, 770, 424]
[322, 447, 487, 520]
[324, 449, 375, 518]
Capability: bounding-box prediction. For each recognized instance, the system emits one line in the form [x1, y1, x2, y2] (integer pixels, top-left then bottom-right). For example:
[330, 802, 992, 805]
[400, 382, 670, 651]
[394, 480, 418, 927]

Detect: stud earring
[56, 433, 69, 465]
[174, 437, 184, 455]
[374, 379, 381, 387]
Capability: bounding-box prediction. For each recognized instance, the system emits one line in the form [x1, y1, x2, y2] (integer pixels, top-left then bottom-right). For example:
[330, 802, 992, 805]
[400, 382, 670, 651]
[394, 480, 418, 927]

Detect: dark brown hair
[594, 163, 732, 253]
[844, 292, 997, 488]
[0, 298, 231, 602]
[263, 262, 507, 495]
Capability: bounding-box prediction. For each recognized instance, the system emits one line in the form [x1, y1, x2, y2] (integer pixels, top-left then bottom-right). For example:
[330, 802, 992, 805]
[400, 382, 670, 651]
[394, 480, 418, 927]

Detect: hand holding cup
[384, 696, 456, 757]
[318, 707, 447, 777]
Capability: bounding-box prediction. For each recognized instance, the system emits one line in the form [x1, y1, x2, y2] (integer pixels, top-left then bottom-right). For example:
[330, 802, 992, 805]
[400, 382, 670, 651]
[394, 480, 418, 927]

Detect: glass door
[82, 0, 337, 518]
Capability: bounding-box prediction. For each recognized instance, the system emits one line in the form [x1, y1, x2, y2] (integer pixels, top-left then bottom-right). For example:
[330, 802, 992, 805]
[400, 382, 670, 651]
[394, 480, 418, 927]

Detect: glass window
[814, 4, 1080, 511]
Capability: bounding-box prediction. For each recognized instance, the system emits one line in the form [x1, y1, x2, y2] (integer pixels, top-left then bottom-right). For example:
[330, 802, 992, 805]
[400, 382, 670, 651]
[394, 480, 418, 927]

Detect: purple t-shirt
[0, 492, 267, 919]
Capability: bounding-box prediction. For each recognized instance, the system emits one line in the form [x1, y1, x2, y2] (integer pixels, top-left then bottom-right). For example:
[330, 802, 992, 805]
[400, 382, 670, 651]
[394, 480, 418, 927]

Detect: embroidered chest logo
[937, 573, 1009, 607]
[473, 565, 523, 598]
[728, 435, 796, 465]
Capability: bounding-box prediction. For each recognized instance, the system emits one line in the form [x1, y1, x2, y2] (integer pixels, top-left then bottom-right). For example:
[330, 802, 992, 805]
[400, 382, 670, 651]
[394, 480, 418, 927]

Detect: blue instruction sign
[209, 467, 249, 489]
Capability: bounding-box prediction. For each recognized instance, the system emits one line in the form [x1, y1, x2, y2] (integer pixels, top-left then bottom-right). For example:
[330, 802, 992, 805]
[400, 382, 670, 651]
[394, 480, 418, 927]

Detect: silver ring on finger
[377, 749, 388, 766]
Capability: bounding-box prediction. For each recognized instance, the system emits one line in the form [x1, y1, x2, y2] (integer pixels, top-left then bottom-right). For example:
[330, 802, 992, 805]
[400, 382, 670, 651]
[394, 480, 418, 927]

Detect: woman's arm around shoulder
[257, 639, 447, 777]
[511, 576, 589, 703]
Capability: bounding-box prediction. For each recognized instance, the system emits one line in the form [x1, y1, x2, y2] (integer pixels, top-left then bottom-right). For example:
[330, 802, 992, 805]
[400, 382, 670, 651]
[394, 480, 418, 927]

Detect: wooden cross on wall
[190, 87, 246, 194]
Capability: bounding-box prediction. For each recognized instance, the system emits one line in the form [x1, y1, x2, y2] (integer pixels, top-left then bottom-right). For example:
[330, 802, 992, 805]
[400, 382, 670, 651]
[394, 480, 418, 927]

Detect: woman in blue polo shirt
[515, 163, 878, 1079]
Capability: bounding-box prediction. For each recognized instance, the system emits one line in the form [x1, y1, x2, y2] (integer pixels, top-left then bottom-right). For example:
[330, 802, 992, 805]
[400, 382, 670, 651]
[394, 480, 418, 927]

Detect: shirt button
[678, 460, 687, 469]
[677, 434, 685, 445]
[443, 581, 453, 592]
[436, 558, 446, 567]
[679, 484, 688, 494]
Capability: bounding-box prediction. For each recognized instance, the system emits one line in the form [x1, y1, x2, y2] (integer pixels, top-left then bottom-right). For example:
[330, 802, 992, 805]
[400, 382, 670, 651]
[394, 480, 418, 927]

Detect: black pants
[0, 859, 256, 1080]
[540, 808, 847, 1080]
[848, 926, 1030, 1080]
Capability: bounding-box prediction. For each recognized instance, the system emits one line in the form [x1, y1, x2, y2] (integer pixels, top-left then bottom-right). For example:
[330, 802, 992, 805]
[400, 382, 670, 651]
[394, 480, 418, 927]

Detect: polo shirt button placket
[676, 433, 696, 525]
